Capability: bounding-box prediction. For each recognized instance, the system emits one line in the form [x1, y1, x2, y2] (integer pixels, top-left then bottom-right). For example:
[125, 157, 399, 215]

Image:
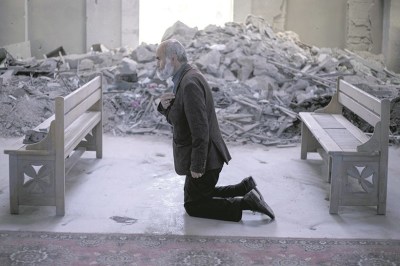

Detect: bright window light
[139, 0, 233, 45]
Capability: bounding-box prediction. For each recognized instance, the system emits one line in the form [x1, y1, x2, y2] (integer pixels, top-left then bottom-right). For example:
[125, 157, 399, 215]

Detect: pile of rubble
[1, 15, 400, 146]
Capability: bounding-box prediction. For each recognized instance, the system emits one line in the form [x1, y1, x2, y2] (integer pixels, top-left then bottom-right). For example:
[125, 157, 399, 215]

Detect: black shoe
[241, 176, 257, 193]
[241, 176, 264, 200]
[243, 189, 275, 219]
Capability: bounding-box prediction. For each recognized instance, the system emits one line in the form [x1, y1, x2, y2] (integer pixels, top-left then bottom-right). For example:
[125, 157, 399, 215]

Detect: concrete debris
[1, 16, 400, 146]
[45, 46, 66, 58]
[23, 129, 48, 144]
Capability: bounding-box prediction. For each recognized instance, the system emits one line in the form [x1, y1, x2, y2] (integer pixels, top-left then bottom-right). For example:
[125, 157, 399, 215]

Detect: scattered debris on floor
[110, 216, 138, 225]
[1, 15, 399, 146]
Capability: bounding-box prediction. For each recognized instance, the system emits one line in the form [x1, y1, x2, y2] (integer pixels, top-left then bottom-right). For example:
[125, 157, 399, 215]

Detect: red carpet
[0, 230, 399, 265]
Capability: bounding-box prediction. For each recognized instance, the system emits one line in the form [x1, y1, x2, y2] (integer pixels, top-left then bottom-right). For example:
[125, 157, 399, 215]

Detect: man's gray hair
[164, 39, 188, 63]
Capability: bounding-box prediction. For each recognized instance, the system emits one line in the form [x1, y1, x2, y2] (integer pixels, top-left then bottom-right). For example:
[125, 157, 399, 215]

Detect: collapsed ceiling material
[1, 15, 399, 146]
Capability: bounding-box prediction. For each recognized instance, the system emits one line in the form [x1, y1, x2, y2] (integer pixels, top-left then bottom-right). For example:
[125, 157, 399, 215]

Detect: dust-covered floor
[1, 134, 400, 240]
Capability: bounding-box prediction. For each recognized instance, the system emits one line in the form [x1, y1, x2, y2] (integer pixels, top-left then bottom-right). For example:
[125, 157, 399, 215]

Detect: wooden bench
[4, 75, 103, 216]
[299, 78, 390, 214]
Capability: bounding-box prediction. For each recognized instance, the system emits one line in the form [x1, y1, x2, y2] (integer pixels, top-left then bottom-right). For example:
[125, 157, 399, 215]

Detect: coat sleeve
[182, 78, 209, 174]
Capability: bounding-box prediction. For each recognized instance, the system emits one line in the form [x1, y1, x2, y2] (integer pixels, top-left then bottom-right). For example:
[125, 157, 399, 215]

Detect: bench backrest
[317, 78, 390, 153]
[24, 75, 103, 153]
[337, 79, 388, 127]
[54, 75, 102, 155]
[55, 75, 102, 130]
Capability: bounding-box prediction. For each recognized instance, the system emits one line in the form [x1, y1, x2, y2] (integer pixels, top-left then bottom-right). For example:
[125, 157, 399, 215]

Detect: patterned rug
[0, 231, 399, 266]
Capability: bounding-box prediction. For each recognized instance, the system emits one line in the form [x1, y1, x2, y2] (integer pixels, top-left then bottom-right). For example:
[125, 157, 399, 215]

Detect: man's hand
[160, 93, 175, 109]
[191, 171, 203, 178]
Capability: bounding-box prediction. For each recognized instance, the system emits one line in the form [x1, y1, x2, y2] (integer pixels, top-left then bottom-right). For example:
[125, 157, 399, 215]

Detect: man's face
[156, 45, 174, 80]
[157, 57, 174, 80]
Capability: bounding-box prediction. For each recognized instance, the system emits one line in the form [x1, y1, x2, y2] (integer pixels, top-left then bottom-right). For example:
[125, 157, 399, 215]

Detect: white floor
[0, 135, 399, 240]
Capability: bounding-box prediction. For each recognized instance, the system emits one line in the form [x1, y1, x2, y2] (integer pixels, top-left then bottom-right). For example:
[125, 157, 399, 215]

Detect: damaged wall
[0, 0, 398, 72]
[346, 0, 383, 54]
[383, 0, 400, 73]
[232, 0, 395, 71]
[234, 0, 347, 49]
[234, 0, 286, 32]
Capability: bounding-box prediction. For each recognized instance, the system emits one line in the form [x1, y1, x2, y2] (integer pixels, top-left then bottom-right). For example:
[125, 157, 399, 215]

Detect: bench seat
[300, 112, 371, 155]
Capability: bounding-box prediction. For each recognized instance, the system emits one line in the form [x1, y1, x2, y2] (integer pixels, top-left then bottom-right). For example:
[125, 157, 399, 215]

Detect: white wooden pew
[4, 75, 103, 216]
[299, 78, 390, 214]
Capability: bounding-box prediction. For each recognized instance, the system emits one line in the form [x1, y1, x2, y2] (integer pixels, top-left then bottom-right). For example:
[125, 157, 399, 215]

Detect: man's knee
[184, 202, 197, 217]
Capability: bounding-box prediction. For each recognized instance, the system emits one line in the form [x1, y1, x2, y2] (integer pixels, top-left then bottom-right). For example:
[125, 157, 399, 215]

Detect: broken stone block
[2, 41, 32, 60]
[23, 129, 48, 144]
[131, 44, 155, 63]
[237, 56, 254, 81]
[91, 43, 110, 53]
[78, 58, 95, 71]
[195, 50, 221, 76]
[161, 21, 198, 47]
[45, 46, 66, 58]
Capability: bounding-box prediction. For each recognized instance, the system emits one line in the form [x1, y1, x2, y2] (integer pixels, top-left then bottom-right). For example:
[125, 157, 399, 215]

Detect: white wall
[286, 0, 347, 49]
[86, 0, 122, 51]
[0, 1, 26, 47]
[28, 0, 86, 58]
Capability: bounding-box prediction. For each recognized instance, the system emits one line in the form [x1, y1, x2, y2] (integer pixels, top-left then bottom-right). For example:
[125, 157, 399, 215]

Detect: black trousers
[183, 168, 247, 222]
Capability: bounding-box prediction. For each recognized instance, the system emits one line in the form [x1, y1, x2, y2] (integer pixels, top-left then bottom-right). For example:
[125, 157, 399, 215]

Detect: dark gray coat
[158, 64, 231, 175]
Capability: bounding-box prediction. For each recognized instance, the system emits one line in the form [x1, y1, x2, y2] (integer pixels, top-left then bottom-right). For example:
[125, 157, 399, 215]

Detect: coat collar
[172, 63, 192, 94]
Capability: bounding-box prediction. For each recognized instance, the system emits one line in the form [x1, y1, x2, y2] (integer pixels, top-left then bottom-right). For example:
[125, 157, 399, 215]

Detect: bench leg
[377, 162, 388, 215]
[9, 155, 19, 214]
[300, 122, 309, 159]
[300, 123, 320, 160]
[93, 122, 103, 159]
[55, 158, 65, 216]
[329, 155, 342, 214]
[377, 202, 386, 215]
[328, 157, 332, 184]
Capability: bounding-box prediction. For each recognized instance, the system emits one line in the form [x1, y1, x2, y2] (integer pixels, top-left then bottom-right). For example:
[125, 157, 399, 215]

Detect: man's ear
[171, 54, 178, 63]
[171, 54, 180, 68]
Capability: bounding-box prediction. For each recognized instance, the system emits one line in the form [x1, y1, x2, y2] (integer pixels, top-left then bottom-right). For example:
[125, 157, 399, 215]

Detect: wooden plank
[339, 80, 381, 115]
[63, 76, 101, 113]
[64, 89, 101, 127]
[64, 112, 101, 157]
[312, 113, 344, 129]
[338, 93, 380, 126]
[299, 112, 342, 152]
[324, 128, 361, 151]
[332, 115, 370, 143]
[55, 96, 66, 217]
